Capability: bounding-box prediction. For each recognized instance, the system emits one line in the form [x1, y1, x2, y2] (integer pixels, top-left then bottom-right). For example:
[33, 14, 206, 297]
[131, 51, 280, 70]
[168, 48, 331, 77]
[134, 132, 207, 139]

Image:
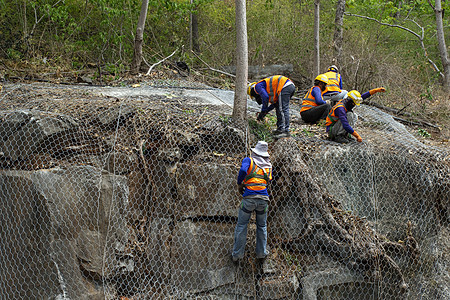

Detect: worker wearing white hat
[232, 141, 273, 263]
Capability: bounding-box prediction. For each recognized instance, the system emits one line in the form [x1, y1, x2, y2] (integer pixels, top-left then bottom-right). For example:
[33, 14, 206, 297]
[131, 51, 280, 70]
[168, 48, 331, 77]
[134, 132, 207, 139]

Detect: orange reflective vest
[256, 75, 289, 104]
[326, 100, 347, 127]
[243, 158, 272, 191]
[301, 86, 320, 113]
[323, 71, 341, 94]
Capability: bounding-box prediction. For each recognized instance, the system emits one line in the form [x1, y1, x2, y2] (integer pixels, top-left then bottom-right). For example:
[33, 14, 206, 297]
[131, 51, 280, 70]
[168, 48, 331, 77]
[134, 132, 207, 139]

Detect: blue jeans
[232, 197, 268, 259]
[275, 84, 295, 132]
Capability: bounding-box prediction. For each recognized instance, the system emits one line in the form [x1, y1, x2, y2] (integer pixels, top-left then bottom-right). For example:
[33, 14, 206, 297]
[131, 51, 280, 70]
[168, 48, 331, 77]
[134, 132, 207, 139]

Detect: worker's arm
[362, 87, 385, 100]
[255, 82, 270, 112]
[311, 86, 326, 105]
[237, 157, 251, 185]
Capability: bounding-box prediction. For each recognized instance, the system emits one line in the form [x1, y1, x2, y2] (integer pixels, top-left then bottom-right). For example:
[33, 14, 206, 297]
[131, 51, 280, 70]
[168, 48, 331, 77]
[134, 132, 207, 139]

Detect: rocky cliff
[0, 81, 448, 299]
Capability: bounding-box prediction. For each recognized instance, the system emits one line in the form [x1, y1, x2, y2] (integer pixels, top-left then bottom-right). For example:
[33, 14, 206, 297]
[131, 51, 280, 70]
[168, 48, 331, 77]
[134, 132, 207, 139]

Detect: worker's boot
[274, 131, 290, 139]
[272, 129, 284, 135]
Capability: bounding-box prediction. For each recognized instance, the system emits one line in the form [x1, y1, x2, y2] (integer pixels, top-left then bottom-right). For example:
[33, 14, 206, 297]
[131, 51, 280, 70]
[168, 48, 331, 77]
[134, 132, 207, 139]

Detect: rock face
[0, 84, 448, 300]
[0, 167, 129, 299]
[0, 110, 79, 160]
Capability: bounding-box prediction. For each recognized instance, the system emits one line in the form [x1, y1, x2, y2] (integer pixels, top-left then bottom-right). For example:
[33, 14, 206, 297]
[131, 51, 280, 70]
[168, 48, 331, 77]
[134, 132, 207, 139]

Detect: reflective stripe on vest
[301, 86, 318, 113]
[258, 75, 289, 104]
[324, 71, 341, 93]
[243, 158, 270, 191]
[325, 100, 347, 126]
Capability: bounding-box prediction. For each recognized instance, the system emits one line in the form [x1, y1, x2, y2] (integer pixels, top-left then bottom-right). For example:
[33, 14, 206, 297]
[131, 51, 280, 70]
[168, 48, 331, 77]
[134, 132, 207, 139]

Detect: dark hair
[344, 98, 355, 111]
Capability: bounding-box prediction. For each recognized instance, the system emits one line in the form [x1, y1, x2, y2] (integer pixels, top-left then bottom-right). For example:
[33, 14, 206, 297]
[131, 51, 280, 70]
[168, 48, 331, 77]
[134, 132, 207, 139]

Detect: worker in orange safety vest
[322, 65, 348, 106]
[232, 141, 273, 263]
[300, 74, 331, 124]
[326, 87, 386, 143]
[248, 75, 295, 138]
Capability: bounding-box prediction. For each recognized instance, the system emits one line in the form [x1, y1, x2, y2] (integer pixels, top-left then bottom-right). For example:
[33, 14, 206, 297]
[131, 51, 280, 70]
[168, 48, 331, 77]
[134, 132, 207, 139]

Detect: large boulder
[175, 162, 239, 218]
[0, 166, 129, 299]
[0, 110, 79, 161]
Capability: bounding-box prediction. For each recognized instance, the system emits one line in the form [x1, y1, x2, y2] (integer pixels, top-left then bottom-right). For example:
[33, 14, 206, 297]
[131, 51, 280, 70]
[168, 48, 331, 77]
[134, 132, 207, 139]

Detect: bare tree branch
[191, 50, 237, 79]
[344, 12, 420, 38]
[145, 48, 178, 76]
[344, 12, 445, 81]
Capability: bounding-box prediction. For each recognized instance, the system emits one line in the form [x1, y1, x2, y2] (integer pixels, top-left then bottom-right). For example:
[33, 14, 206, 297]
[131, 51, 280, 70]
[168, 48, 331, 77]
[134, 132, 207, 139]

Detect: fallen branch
[271, 138, 408, 291]
[364, 100, 411, 116]
[191, 50, 238, 80]
[146, 49, 178, 76]
[364, 100, 441, 131]
[392, 116, 441, 131]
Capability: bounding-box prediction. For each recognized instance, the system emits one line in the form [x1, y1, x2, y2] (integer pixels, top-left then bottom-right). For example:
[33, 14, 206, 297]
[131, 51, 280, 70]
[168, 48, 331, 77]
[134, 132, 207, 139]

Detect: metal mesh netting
[0, 81, 448, 300]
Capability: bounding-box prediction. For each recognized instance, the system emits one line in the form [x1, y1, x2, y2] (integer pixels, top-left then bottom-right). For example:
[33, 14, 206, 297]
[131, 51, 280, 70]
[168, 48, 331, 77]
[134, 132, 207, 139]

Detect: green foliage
[420, 87, 433, 102]
[7, 48, 22, 60]
[417, 128, 431, 138]
[301, 128, 315, 137]
[249, 119, 273, 143]
[219, 115, 231, 124]
[0, 0, 447, 120]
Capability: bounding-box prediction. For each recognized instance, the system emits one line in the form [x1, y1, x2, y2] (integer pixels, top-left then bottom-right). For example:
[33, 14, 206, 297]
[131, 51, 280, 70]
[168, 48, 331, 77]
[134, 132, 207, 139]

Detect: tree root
[270, 139, 408, 293]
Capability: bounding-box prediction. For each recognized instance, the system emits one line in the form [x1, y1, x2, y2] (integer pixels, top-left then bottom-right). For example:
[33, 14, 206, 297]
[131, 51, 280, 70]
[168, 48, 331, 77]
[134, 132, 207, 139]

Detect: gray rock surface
[0, 166, 129, 299]
[0, 81, 447, 299]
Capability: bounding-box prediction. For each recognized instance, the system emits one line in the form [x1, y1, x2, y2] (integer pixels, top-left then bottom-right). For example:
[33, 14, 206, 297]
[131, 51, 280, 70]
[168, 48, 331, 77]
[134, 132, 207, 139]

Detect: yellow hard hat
[315, 74, 329, 85]
[247, 82, 257, 96]
[347, 90, 362, 106]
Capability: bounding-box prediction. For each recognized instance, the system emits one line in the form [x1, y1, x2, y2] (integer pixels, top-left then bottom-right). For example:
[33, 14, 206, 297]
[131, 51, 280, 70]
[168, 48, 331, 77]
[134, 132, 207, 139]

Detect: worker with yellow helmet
[326, 87, 386, 143]
[300, 74, 332, 124]
[322, 65, 348, 106]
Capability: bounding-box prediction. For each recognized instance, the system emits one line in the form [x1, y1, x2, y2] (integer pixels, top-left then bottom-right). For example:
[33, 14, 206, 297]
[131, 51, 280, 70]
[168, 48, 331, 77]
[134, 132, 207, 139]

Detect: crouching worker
[326, 87, 385, 143]
[248, 75, 295, 138]
[300, 74, 331, 124]
[232, 141, 272, 263]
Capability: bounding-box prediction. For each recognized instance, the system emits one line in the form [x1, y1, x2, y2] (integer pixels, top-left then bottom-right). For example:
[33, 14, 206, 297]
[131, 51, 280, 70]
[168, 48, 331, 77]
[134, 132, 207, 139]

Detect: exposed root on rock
[269, 138, 408, 293]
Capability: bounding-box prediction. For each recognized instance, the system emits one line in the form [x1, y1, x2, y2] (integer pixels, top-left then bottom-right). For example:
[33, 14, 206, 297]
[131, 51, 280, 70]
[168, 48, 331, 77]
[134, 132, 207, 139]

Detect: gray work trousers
[328, 111, 357, 139]
[323, 90, 348, 106]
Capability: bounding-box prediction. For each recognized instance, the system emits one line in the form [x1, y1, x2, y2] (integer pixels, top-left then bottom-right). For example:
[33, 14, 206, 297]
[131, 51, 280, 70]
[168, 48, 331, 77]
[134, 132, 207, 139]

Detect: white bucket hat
[251, 141, 270, 158]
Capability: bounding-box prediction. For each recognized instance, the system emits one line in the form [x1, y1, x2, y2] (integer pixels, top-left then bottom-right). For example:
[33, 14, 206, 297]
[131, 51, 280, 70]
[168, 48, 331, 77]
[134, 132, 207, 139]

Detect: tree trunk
[190, 1, 200, 53]
[433, 0, 450, 91]
[232, 0, 248, 128]
[131, 0, 149, 75]
[313, 0, 320, 81]
[332, 0, 345, 65]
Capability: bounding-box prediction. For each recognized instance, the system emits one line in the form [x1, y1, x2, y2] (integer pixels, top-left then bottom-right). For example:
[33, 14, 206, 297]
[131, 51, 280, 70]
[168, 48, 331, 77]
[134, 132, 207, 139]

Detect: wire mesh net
[0, 81, 448, 300]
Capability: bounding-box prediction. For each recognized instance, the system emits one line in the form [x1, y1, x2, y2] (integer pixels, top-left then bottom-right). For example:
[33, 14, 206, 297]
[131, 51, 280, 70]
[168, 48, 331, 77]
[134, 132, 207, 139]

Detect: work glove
[237, 184, 245, 195]
[369, 87, 386, 95]
[352, 131, 363, 142]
